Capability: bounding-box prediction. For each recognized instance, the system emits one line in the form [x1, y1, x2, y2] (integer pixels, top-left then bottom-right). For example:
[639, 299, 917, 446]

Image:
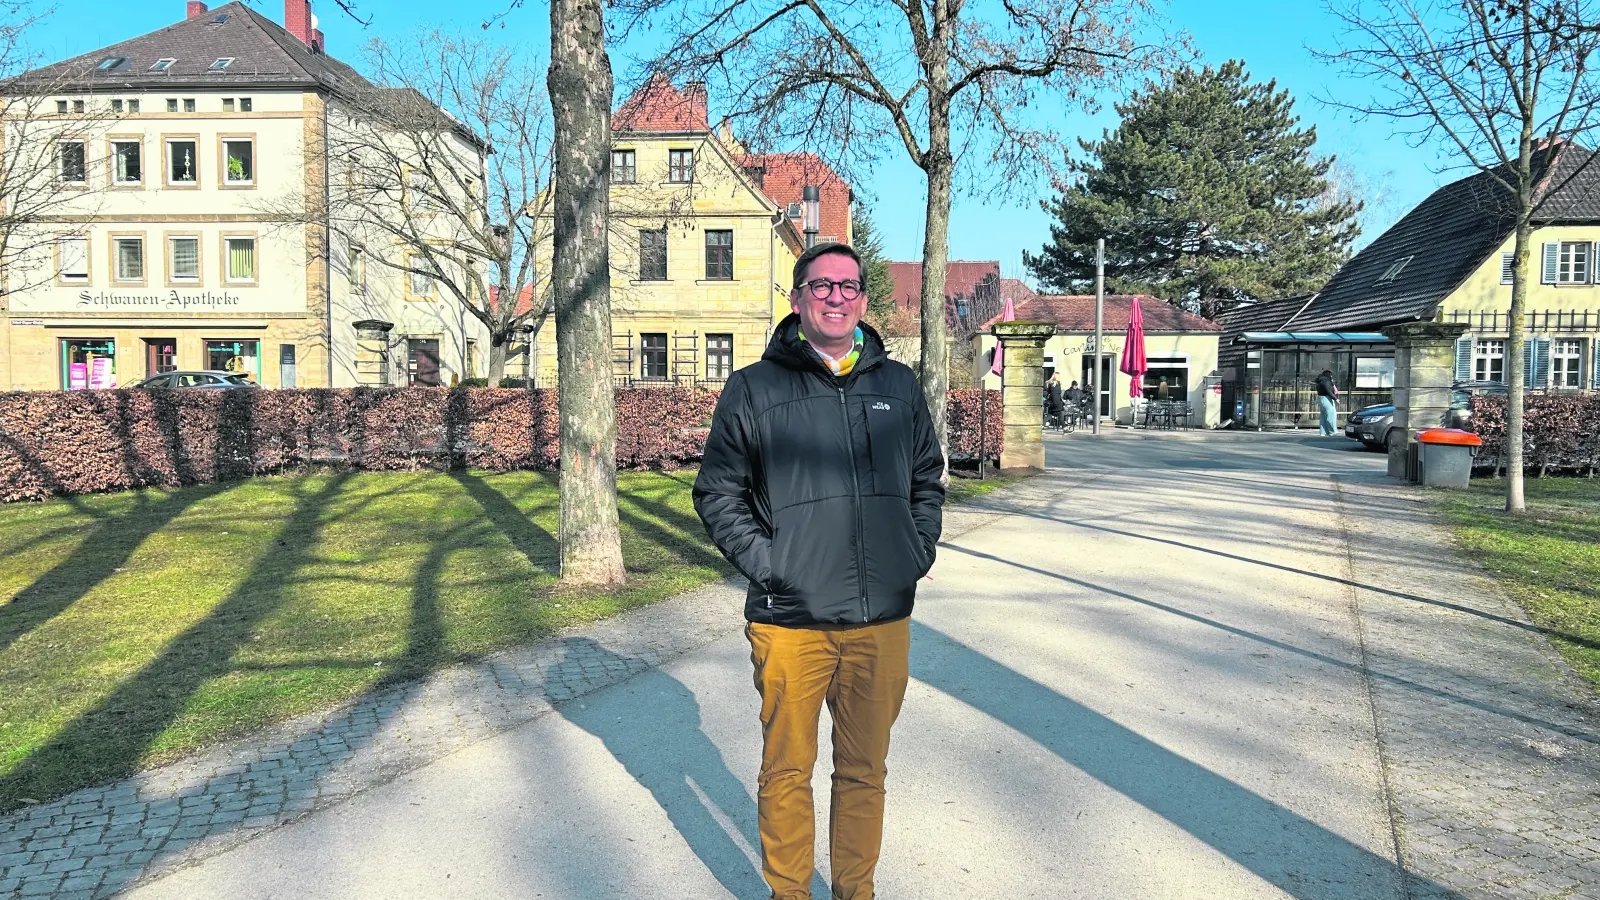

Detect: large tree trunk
[919, 150, 953, 457]
[1506, 217, 1529, 513]
[549, 0, 626, 585]
[487, 332, 509, 385]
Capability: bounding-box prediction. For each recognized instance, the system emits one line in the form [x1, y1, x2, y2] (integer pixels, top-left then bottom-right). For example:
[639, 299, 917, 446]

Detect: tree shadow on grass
[910, 620, 1464, 900]
[0, 474, 354, 810]
[450, 471, 560, 577]
[0, 482, 231, 657]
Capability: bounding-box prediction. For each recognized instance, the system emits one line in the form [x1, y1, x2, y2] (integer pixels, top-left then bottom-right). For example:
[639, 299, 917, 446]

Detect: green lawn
[0, 469, 729, 811]
[1438, 478, 1600, 688]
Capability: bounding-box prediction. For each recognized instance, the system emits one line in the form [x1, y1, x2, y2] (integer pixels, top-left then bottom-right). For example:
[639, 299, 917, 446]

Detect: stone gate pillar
[1380, 321, 1470, 480]
[993, 321, 1057, 474]
[352, 319, 395, 387]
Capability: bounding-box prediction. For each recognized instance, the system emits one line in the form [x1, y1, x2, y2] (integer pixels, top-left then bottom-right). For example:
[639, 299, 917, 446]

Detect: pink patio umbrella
[989, 295, 1016, 377]
[1120, 296, 1148, 399]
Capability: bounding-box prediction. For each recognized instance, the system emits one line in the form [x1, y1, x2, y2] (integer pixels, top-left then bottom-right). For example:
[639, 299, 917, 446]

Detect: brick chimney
[186, 1, 208, 18]
[284, 0, 314, 46]
[683, 82, 708, 130]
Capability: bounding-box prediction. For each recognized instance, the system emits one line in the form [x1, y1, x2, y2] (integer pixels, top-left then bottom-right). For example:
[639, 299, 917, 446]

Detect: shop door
[408, 339, 442, 386]
[1082, 353, 1114, 417]
[145, 339, 177, 378]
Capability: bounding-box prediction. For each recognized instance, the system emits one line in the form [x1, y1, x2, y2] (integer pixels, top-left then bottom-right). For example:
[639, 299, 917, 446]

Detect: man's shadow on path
[555, 637, 829, 899]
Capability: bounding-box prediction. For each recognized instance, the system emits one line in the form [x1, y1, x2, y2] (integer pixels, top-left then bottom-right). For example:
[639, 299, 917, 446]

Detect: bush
[1470, 392, 1600, 476]
[947, 389, 1004, 462]
[0, 386, 1004, 501]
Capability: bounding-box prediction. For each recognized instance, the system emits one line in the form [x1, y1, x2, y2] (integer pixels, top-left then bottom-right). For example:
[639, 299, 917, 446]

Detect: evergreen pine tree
[1024, 61, 1361, 320]
[853, 207, 900, 327]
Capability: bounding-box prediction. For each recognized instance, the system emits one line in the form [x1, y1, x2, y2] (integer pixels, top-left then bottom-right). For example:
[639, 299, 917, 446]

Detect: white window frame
[222, 234, 258, 285]
[210, 58, 234, 71]
[1558, 241, 1590, 284]
[167, 235, 201, 284]
[110, 138, 142, 185]
[57, 140, 86, 184]
[112, 235, 145, 284]
[221, 136, 255, 186]
[150, 58, 176, 71]
[1473, 338, 1506, 383]
[55, 236, 89, 285]
[165, 136, 199, 186]
[407, 260, 437, 299]
[1552, 337, 1584, 389]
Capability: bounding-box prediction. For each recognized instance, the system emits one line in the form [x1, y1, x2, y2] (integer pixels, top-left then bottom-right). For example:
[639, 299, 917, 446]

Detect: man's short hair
[791, 241, 865, 290]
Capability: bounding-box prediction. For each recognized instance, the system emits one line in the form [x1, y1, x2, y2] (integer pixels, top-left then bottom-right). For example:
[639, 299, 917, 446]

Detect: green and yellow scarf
[799, 326, 864, 377]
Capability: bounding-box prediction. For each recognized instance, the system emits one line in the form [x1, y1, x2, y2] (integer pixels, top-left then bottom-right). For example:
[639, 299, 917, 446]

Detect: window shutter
[1501, 253, 1515, 285]
[1536, 337, 1551, 388]
[1542, 242, 1559, 284]
[1523, 339, 1535, 387]
[1594, 243, 1600, 282]
[1593, 338, 1600, 388]
[1455, 336, 1473, 382]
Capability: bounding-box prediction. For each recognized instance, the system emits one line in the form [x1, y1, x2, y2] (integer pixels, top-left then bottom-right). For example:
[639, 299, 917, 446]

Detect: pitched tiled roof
[7, 1, 371, 96]
[1217, 294, 1316, 367]
[887, 261, 1002, 311]
[1013, 294, 1221, 333]
[1291, 143, 1600, 333]
[743, 153, 853, 243]
[614, 76, 709, 133]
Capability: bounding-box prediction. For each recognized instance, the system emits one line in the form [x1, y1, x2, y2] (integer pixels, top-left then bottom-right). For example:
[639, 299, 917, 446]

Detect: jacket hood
[762, 312, 890, 374]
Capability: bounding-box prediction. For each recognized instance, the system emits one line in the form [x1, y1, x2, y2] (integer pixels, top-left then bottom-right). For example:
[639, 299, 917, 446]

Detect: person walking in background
[1314, 368, 1340, 436]
[694, 241, 946, 900]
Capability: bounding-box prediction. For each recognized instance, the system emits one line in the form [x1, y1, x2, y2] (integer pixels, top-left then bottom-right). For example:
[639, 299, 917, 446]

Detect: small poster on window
[90, 357, 115, 389]
[68, 362, 88, 390]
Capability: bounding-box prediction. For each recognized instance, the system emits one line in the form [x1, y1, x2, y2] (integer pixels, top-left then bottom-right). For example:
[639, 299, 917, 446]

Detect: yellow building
[526, 78, 854, 386]
[1221, 144, 1600, 427]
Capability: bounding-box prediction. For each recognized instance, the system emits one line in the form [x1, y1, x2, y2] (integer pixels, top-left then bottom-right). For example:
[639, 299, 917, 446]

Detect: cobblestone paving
[1336, 476, 1600, 900]
[0, 488, 1017, 900]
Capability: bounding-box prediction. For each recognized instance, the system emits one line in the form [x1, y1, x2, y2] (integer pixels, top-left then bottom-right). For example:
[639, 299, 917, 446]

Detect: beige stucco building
[0, 0, 490, 390]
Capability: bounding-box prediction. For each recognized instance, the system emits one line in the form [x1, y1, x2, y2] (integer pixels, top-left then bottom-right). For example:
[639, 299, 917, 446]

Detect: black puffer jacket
[693, 315, 946, 626]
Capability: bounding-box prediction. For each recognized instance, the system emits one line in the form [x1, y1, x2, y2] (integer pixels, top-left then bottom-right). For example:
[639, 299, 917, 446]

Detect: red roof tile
[743, 153, 853, 243]
[1003, 294, 1220, 333]
[886, 261, 1002, 311]
[614, 75, 708, 133]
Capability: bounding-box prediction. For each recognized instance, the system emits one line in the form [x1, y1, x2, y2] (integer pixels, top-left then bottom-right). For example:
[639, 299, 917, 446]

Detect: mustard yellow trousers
[746, 617, 911, 900]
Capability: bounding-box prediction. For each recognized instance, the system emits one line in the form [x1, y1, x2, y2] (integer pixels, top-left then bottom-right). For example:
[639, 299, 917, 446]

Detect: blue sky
[27, 0, 1464, 277]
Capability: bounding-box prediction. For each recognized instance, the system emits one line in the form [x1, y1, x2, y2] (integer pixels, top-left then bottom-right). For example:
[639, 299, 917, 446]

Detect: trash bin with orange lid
[1416, 428, 1482, 488]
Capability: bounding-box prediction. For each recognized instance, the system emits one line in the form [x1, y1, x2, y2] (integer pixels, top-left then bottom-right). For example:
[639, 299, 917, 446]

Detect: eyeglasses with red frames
[803, 278, 863, 301]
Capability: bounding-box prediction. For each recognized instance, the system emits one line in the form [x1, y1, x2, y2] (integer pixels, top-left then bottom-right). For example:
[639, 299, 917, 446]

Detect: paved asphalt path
[119, 430, 1457, 899]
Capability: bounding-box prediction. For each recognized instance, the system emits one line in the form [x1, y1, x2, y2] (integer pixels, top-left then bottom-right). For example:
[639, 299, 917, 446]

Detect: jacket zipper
[839, 386, 869, 622]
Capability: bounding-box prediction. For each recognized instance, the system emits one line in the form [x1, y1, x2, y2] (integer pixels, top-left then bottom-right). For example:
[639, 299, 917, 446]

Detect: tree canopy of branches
[1320, 0, 1600, 513]
[0, 1, 116, 299]
[289, 33, 553, 384]
[617, 0, 1171, 453]
[1025, 61, 1361, 320]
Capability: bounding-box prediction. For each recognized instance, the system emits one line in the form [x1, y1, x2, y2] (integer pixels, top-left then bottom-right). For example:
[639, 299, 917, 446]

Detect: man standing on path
[693, 241, 946, 900]
[1314, 368, 1339, 436]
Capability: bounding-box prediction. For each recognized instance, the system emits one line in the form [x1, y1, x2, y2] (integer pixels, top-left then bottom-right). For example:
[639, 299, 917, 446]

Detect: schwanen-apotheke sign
[12, 288, 306, 315]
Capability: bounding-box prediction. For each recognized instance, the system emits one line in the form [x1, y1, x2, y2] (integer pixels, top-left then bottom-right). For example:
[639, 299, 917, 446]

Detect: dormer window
[150, 58, 176, 72]
[1377, 255, 1413, 283]
[96, 56, 126, 71]
[209, 58, 234, 71]
[212, 13, 230, 23]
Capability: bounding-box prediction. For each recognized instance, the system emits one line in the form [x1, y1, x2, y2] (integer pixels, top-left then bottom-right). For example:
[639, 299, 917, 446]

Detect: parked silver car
[132, 371, 258, 389]
[1344, 403, 1395, 450]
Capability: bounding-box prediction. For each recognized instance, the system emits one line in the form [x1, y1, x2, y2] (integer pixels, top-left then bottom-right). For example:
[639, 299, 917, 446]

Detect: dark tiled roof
[1217, 294, 1315, 368]
[6, 2, 373, 96]
[1291, 143, 1600, 333]
[1014, 294, 1221, 333]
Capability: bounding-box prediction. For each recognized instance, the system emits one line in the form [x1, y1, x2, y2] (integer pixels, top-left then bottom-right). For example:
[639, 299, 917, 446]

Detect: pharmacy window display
[205, 339, 260, 381]
[62, 338, 117, 390]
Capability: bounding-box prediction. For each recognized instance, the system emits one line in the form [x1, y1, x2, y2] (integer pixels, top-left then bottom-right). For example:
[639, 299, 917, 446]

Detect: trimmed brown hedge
[947, 389, 1004, 462]
[1, 387, 1000, 501]
[1470, 392, 1600, 475]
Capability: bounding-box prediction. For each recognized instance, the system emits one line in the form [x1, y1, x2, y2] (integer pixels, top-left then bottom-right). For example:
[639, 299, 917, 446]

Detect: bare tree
[261, 33, 555, 385]
[615, 0, 1172, 452]
[1320, 0, 1600, 513]
[549, 0, 627, 586]
[0, 1, 116, 300]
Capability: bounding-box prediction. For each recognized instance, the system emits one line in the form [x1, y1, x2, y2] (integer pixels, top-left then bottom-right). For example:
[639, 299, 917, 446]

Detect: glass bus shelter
[1238, 332, 1395, 430]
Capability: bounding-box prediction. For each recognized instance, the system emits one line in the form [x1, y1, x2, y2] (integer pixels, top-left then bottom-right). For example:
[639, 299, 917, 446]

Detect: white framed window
[165, 137, 198, 184]
[408, 260, 436, 299]
[222, 137, 254, 185]
[1473, 338, 1506, 383]
[166, 98, 178, 112]
[168, 235, 200, 283]
[111, 138, 142, 184]
[209, 58, 233, 71]
[1552, 338, 1583, 388]
[407, 169, 437, 211]
[57, 140, 86, 183]
[223, 235, 257, 284]
[1500, 252, 1515, 285]
[239, 97, 252, 112]
[112, 236, 145, 283]
[183, 98, 195, 112]
[150, 58, 176, 71]
[1542, 241, 1594, 284]
[56, 236, 89, 284]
